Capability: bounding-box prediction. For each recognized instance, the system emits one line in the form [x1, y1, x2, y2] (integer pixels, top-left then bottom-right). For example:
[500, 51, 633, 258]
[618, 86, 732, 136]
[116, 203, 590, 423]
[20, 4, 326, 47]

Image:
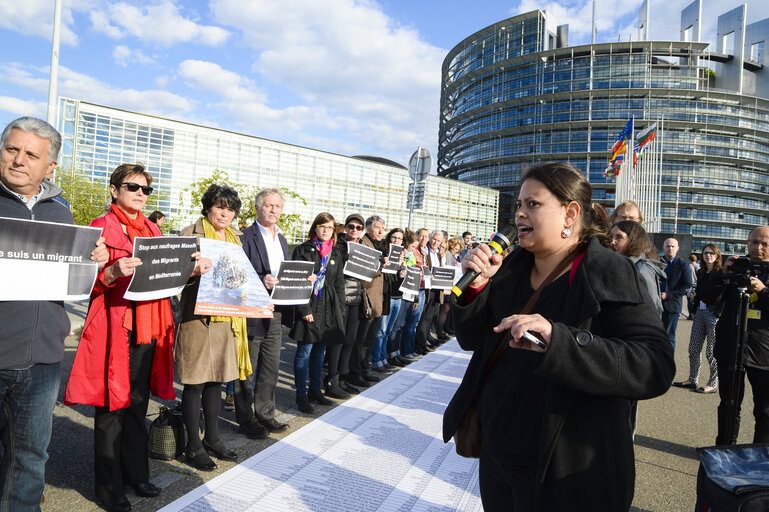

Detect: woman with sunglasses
[64, 164, 204, 512]
[674, 244, 724, 394]
[290, 212, 346, 413]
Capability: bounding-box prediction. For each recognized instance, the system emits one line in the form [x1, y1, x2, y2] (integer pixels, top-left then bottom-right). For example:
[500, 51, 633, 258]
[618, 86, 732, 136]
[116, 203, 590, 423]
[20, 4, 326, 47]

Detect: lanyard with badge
[748, 272, 769, 320]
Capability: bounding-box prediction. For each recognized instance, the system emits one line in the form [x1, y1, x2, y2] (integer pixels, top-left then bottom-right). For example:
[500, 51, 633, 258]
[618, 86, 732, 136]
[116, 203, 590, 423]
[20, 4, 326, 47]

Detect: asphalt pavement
[42, 306, 754, 512]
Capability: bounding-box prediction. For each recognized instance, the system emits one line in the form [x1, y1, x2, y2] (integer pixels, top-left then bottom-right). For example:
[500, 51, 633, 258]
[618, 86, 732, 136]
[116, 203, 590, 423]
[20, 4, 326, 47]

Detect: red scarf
[110, 204, 173, 345]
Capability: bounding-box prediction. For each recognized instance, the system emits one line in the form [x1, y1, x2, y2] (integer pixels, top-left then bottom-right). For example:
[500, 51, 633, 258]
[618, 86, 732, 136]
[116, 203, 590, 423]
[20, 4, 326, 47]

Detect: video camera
[722, 257, 769, 288]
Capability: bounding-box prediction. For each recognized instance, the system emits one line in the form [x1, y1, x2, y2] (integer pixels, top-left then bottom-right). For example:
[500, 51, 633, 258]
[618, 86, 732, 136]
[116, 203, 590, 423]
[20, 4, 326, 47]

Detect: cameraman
[702, 227, 769, 445]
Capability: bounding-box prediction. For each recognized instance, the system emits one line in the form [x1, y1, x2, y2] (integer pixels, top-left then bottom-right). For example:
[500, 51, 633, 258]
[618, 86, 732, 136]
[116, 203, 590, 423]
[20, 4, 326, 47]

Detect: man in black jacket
[660, 237, 692, 350]
[0, 117, 107, 509]
[708, 227, 769, 445]
[235, 188, 292, 437]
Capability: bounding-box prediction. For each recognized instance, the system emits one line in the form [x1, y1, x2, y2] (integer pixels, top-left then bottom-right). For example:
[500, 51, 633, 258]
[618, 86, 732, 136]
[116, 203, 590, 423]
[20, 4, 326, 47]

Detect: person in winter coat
[443, 163, 674, 511]
[175, 184, 245, 471]
[290, 212, 346, 413]
[64, 163, 202, 511]
[610, 220, 666, 318]
[674, 243, 724, 394]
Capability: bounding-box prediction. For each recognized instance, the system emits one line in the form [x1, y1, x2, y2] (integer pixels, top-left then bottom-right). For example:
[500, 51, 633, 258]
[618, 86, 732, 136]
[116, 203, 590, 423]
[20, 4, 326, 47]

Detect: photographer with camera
[701, 227, 769, 445]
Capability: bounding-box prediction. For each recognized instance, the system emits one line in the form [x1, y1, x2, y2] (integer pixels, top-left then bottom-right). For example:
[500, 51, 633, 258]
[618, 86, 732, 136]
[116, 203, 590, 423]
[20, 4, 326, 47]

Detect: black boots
[324, 374, 350, 399]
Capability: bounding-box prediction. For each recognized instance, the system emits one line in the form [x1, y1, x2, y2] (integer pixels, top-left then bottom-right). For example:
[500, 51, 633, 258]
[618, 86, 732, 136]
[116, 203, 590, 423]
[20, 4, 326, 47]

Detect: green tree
[179, 170, 307, 241]
[52, 168, 109, 225]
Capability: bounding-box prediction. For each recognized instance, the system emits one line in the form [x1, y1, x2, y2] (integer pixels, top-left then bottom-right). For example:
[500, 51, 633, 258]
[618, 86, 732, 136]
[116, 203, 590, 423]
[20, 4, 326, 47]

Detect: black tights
[182, 382, 222, 451]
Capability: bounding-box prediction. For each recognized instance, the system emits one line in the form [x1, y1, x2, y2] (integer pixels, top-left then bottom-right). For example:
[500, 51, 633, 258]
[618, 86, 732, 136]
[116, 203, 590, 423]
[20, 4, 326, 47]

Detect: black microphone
[451, 224, 517, 297]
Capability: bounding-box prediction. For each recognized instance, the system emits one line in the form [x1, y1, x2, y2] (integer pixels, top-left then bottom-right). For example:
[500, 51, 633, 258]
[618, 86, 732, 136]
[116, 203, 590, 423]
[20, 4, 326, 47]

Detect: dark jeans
[94, 339, 155, 501]
[234, 312, 282, 426]
[662, 310, 679, 350]
[0, 362, 61, 510]
[294, 343, 325, 397]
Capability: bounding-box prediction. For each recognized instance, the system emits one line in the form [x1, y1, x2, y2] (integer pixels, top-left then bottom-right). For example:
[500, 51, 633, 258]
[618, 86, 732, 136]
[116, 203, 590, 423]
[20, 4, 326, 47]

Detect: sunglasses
[346, 224, 363, 231]
[120, 182, 153, 195]
[702, 251, 716, 256]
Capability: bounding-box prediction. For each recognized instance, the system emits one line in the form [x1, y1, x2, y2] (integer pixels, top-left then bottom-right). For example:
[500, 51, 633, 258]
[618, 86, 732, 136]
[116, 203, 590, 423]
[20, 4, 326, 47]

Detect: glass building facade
[438, 10, 769, 253]
[57, 98, 499, 242]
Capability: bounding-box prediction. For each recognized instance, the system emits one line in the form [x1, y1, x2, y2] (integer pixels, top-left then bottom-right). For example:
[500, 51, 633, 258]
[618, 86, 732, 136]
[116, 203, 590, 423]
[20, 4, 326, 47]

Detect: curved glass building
[438, 9, 769, 252]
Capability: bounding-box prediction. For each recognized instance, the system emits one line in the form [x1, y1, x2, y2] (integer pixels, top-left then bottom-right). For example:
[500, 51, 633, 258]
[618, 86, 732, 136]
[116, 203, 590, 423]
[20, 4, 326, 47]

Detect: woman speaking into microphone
[443, 163, 674, 511]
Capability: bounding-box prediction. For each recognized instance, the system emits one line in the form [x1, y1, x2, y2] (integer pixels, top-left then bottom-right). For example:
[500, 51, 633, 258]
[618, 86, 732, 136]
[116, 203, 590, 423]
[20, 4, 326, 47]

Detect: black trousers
[93, 338, 155, 501]
[337, 305, 360, 376]
[478, 446, 536, 511]
[234, 312, 282, 426]
[415, 291, 441, 351]
[715, 360, 769, 445]
[350, 315, 378, 377]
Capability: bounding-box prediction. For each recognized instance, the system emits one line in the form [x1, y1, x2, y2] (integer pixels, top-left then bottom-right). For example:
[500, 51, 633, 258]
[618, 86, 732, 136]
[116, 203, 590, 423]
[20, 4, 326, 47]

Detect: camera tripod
[721, 285, 751, 445]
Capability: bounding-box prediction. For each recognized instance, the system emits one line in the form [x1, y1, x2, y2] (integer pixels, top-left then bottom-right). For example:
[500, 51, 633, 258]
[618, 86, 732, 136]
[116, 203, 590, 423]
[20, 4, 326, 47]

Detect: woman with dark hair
[611, 220, 666, 317]
[675, 243, 724, 393]
[148, 210, 165, 227]
[290, 212, 346, 413]
[444, 163, 674, 511]
[64, 164, 201, 511]
[174, 184, 246, 471]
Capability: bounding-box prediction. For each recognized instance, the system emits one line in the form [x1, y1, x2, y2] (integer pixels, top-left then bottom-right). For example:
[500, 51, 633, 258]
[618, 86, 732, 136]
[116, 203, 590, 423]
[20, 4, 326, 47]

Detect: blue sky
[0, 0, 761, 168]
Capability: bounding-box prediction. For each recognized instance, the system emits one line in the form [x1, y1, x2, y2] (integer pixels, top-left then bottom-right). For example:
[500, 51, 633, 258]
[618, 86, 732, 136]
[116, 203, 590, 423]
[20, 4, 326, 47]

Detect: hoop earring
[561, 228, 572, 239]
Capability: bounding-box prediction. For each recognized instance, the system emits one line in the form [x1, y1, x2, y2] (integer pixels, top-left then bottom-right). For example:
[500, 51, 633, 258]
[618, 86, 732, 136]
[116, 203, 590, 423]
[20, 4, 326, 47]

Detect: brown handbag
[453, 252, 577, 458]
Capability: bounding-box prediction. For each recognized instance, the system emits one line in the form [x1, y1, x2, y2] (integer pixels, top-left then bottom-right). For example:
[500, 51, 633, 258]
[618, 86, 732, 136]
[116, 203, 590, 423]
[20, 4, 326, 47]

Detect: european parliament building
[56, 98, 499, 242]
[438, 2, 769, 252]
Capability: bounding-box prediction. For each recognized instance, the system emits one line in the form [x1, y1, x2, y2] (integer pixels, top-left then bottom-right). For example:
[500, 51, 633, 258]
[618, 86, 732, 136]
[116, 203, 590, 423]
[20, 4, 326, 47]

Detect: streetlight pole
[47, 0, 63, 126]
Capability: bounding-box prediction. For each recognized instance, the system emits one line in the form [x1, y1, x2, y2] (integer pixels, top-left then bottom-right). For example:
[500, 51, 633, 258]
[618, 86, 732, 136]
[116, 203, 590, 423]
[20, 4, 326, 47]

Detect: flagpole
[47, 0, 62, 125]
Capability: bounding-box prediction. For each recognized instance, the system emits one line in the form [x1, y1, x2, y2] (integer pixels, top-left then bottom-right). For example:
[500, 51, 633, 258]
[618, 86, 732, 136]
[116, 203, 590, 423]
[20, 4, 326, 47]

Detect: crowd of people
[3, 116, 769, 512]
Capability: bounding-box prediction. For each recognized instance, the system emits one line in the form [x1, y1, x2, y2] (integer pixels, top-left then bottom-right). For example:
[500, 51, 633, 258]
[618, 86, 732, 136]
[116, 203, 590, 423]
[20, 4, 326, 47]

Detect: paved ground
[41, 305, 754, 511]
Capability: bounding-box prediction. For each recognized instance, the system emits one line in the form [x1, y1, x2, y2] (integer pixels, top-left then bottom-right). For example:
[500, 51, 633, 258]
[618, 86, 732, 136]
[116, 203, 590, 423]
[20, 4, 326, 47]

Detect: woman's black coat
[288, 240, 346, 345]
[443, 237, 675, 511]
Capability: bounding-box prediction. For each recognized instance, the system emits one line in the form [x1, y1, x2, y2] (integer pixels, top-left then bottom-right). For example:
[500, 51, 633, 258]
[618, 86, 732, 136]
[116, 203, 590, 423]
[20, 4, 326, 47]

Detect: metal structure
[438, 6, 769, 253]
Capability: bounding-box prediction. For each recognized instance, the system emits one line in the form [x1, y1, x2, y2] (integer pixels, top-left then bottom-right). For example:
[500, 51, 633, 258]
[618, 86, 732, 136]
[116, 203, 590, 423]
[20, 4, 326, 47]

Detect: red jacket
[64, 212, 175, 410]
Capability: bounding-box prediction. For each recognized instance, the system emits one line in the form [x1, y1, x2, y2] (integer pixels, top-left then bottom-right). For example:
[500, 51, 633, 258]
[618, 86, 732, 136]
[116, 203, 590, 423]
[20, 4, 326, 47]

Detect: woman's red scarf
[110, 204, 173, 344]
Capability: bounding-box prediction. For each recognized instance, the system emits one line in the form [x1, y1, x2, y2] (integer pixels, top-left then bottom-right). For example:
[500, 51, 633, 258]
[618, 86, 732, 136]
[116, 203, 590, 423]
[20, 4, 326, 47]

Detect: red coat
[64, 212, 175, 411]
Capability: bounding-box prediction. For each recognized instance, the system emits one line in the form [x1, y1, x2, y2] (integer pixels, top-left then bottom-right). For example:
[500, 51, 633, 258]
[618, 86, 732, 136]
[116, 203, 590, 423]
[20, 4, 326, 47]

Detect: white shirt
[257, 220, 285, 277]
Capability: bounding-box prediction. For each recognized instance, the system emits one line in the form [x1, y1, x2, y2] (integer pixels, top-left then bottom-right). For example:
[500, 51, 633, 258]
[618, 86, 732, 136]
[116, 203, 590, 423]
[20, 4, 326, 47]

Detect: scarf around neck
[312, 237, 333, 298]
[201, 216, 252, 379]
[110, 203, 173, 345]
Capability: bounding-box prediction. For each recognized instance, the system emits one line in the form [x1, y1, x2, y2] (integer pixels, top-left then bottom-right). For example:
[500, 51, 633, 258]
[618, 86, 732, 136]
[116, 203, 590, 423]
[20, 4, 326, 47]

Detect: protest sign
[430, 266, 456, 290]
[270, 260, 314, 305]
[399, 266, 421, 295]
[382, 244, 403, 274]
[124, 237, 197, 301]
[343, 242, 381, 282]
[195, 238, 272, 318]
[0, 217, 101, 301]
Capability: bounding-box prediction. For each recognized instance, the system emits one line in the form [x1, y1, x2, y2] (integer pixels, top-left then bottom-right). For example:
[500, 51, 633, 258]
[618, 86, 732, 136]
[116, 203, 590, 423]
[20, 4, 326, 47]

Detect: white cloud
[0, 0, 86, 45]
[0, 96, 46, 119]
[210, 0, 444, 161]
[90, 1, 230, 46]
[0, 63, 195, 119]
[112, 45, 154, 67]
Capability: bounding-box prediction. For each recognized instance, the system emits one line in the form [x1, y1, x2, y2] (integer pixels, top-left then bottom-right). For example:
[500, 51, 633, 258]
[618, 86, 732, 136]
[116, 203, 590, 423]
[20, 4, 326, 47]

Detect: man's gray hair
[430, 230, 444, 239]
[255, 188, 284, 208]
[1, 117, 61, 164]
[365, 215, 385, 228]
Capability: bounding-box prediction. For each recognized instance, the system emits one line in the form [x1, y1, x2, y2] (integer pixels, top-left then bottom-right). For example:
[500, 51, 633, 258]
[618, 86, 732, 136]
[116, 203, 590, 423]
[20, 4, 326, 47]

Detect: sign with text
[382, 244, 403, 274]
[270, 260, 314, 305]
[399, 266, 421, 295]
[343, 242, 381, 282]
[195, 238, 273, 318]
[0, 217, 101, 301]
[430, 266, 457, 290]
[124, 237, 197, 301]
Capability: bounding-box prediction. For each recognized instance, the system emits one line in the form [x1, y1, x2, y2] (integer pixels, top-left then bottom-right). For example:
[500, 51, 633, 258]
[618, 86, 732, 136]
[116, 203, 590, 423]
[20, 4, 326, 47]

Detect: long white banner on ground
[159, 340, 482, 512]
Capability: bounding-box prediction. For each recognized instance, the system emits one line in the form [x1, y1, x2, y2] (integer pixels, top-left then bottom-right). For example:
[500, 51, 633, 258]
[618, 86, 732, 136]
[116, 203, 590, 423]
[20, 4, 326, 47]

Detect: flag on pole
[605, 119, 633, 178]
[633, 122, 658, 166]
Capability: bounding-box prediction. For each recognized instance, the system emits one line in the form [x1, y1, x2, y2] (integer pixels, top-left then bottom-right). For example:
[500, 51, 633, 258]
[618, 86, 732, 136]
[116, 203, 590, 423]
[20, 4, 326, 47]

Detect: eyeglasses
[702, 251, 716, 256]
[346, 224, 363, 231]
[120, 182, 153, 195]
[316, 225, 334, 232]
